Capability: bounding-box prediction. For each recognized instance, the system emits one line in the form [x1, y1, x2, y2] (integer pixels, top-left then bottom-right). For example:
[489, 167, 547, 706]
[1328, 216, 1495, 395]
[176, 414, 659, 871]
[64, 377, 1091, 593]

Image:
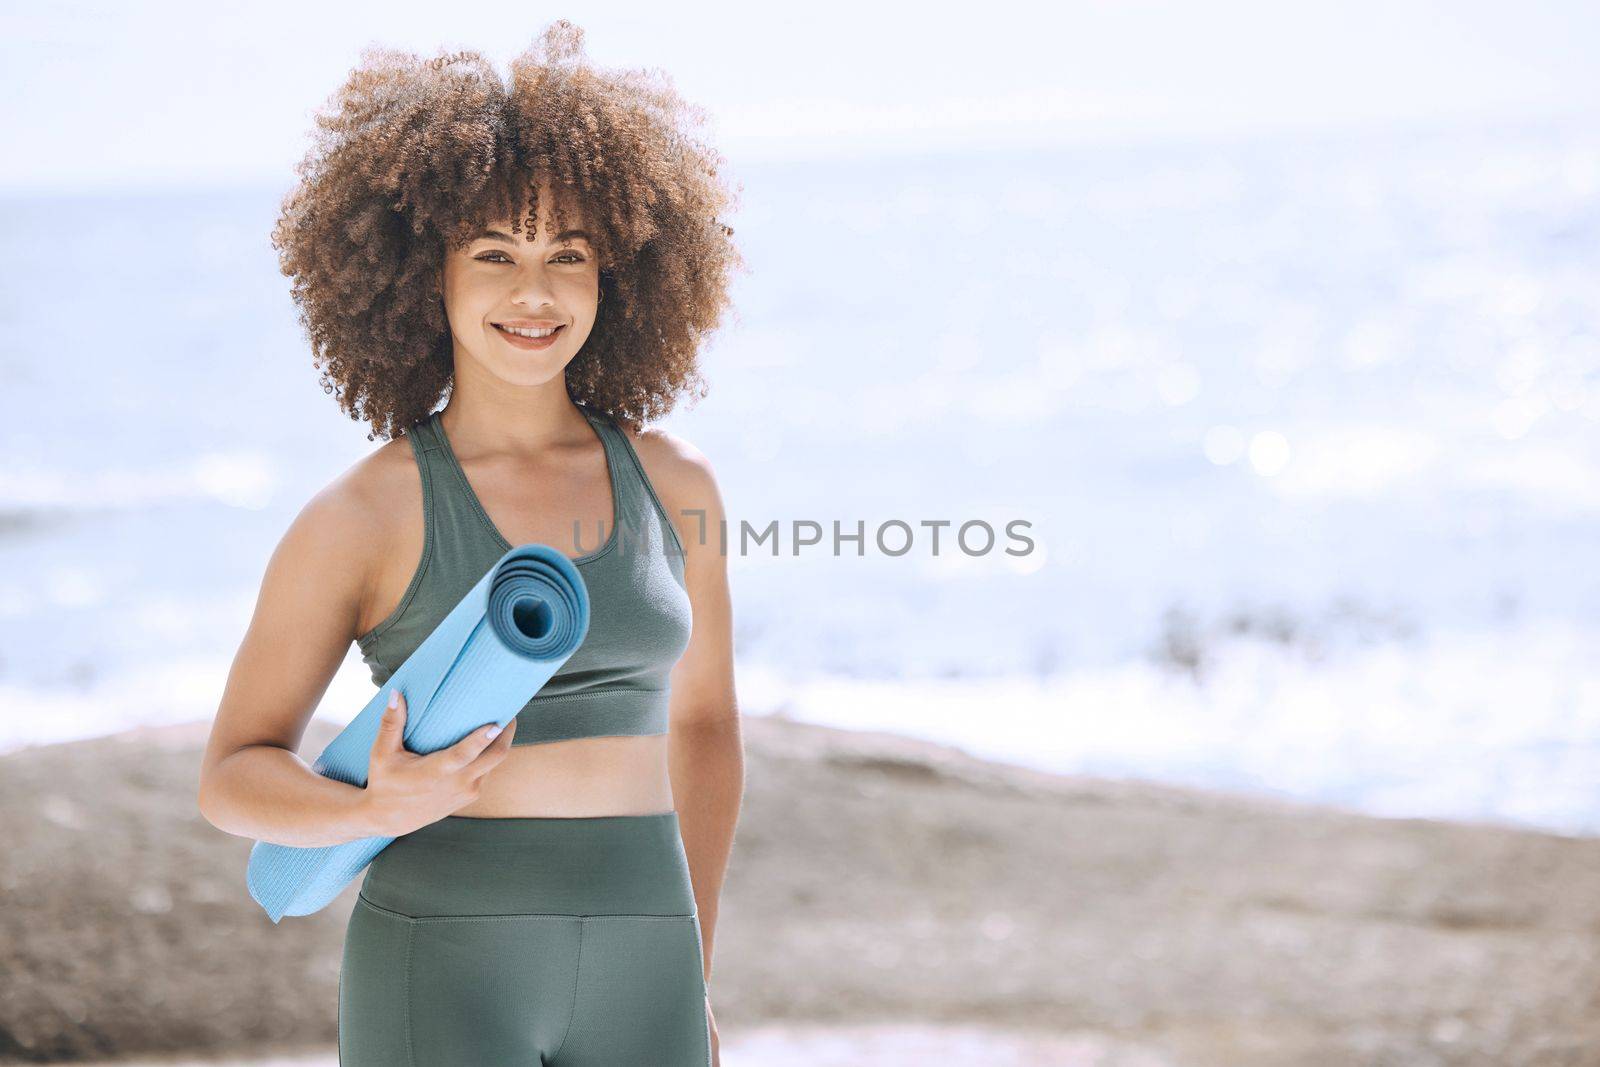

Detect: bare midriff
[450, 733, 676, 818]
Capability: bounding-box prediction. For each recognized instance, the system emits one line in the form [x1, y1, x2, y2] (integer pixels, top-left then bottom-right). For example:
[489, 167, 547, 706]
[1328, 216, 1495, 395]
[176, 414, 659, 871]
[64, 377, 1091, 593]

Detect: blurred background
[2, 2, 1598, 1065]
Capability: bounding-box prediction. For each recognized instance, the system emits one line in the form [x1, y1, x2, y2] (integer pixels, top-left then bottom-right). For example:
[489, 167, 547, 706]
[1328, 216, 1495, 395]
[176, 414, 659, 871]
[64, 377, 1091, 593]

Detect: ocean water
[2, 115, 1597, 835]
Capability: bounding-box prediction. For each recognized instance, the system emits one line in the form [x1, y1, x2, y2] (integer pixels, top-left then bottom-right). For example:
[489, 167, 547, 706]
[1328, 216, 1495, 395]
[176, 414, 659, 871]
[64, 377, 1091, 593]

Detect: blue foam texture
[246, 543, 589, 922]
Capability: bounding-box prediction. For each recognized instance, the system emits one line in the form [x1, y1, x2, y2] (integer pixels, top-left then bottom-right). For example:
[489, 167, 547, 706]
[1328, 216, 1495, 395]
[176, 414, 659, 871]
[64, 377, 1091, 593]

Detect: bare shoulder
[619, 423, 726, 554]
[626, 425, 719, 499]
[301, 434, 414, 556]
[272, 431, 420, 622]
[201, 431, 419, 766]
[337, 430, 422, 531]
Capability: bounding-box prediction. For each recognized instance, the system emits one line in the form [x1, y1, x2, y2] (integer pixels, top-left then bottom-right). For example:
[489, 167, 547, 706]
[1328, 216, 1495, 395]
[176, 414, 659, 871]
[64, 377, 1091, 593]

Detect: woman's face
[439, 187, 602, 388]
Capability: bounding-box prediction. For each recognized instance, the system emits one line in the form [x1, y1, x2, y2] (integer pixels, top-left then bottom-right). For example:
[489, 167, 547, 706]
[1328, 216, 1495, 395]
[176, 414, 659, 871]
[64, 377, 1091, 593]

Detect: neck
[437, 384, 593, 458]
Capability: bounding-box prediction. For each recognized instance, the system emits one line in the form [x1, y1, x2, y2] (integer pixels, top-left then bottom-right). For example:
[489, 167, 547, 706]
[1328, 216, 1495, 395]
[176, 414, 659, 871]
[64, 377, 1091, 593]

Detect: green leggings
[339, 811, 710, 1066]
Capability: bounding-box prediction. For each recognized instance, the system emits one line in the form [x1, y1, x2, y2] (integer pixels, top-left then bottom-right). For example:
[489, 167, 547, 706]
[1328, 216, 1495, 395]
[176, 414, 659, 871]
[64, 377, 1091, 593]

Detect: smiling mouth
[494, 323, 565, 339]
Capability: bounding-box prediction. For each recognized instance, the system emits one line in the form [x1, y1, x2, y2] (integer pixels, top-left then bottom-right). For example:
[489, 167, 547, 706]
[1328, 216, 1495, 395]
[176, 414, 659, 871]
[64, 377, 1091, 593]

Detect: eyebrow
[475, 227, 593, 245]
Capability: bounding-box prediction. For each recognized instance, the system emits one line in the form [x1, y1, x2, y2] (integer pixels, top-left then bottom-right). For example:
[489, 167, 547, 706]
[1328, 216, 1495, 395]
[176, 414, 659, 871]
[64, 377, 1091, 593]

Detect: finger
[466, 717, 518, 773]
[438, 720, 507, 771]
[371, 689, 406, 753]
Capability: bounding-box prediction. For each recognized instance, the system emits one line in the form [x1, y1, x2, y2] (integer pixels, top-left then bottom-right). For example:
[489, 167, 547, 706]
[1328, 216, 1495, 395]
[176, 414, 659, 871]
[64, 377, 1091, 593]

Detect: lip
[493, 322, 566, 350]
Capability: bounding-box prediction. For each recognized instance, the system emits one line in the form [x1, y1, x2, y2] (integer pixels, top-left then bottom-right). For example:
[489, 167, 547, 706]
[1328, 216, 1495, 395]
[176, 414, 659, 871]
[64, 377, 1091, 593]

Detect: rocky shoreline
[3, 714, 1599, 1066]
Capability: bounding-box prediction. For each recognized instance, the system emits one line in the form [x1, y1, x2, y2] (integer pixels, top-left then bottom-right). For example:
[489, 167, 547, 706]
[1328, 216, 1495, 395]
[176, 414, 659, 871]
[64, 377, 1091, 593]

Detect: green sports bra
[355, 404, 692, 745]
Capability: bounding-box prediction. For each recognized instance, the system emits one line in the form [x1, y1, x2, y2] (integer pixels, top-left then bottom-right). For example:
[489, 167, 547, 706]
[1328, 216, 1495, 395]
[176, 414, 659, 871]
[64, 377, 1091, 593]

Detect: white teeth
[498, 324, 559, 339]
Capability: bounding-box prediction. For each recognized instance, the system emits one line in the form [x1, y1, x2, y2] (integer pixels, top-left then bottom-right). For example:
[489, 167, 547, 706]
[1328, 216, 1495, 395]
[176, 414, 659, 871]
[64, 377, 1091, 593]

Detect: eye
[472, 250, 586, 265]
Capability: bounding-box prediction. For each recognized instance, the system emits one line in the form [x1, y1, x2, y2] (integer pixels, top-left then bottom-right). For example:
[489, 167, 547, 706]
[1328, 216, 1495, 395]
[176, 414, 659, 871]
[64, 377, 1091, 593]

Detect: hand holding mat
[246, 543, 590, 922]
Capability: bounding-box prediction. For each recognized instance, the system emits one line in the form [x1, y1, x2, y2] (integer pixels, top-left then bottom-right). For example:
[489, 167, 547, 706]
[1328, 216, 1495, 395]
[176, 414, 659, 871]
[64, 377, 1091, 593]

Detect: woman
[197, 22, 744, 1066]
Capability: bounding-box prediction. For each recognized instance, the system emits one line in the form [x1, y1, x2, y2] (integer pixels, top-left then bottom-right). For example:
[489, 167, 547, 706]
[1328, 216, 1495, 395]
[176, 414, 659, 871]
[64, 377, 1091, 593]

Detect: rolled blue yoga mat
[246, 543, 590, 923]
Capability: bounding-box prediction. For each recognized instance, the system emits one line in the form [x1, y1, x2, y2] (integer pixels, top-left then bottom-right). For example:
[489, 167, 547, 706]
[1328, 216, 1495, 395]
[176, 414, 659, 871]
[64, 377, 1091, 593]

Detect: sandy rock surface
[3, 714, 1599, 1065]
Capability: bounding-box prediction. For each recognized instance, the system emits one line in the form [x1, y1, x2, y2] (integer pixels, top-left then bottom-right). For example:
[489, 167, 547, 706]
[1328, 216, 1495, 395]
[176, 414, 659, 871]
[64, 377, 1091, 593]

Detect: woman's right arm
[196, 478, 390, 847]
[198, 462, 517, 848]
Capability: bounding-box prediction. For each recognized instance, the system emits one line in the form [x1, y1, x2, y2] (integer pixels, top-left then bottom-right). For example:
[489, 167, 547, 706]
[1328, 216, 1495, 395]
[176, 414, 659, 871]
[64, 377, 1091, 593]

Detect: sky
[1, 0, 1598, 196]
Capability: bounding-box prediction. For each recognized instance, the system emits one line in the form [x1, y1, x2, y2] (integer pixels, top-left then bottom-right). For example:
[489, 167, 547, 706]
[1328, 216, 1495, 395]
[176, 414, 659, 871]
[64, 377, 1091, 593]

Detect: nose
[507, 265, 560, 308]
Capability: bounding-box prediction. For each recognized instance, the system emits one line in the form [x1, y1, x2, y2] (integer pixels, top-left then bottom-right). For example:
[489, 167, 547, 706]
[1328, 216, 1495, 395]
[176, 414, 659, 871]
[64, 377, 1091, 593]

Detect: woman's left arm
[636, 428, 745, 988]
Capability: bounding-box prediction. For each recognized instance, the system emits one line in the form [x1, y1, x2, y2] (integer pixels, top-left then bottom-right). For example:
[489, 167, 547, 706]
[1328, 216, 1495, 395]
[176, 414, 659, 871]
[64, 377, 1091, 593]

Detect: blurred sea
[1, 114, 1597, 835]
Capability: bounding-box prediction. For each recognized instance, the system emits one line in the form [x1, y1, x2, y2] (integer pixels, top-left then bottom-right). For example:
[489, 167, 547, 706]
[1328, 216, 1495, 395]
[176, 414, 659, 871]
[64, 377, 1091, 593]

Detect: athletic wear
[356, 405, 692, 745]
[342, 408, 708, 1062]
[339, 812, 711, 1066]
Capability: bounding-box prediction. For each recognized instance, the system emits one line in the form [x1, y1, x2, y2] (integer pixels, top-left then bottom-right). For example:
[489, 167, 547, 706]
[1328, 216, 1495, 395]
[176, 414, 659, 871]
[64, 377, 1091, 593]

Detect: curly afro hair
[271, 20, 744, 441]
